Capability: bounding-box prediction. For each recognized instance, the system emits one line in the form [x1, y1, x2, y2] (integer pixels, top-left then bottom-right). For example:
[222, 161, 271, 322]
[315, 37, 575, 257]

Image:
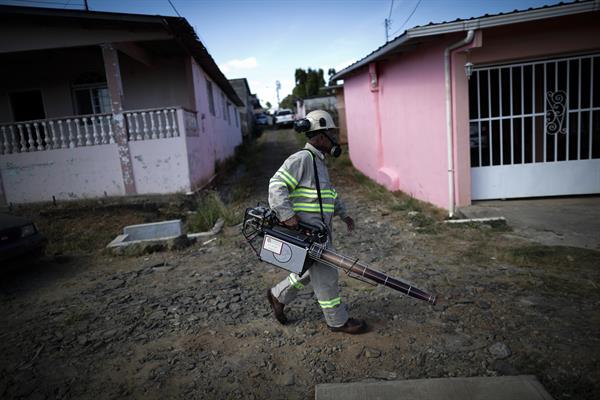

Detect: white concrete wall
[129, 137, 191, 195]
[0, 144, 125, 203]
[0, 134, 197, 203]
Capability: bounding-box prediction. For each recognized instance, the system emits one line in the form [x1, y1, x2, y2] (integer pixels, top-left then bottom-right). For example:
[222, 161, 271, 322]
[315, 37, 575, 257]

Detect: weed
[390, 195, 422, 213]
[187, 191, 241, 232]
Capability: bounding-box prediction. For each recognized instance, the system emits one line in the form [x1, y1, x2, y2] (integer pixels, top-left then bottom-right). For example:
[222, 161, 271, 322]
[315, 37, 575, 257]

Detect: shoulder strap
[301, 149, 325, 225]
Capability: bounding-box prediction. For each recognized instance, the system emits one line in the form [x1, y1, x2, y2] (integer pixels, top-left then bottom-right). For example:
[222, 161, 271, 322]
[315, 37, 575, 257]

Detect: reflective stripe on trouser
[271, 260, 348, 327]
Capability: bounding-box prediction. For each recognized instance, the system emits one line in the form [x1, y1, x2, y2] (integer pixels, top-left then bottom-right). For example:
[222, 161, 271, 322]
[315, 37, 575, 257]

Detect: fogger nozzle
[311, 245, 436, 305]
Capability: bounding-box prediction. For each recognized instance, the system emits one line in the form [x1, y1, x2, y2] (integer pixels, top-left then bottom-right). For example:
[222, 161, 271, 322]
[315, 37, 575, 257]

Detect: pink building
[0, 5, 243, 204]
[332, 1, 600, 215]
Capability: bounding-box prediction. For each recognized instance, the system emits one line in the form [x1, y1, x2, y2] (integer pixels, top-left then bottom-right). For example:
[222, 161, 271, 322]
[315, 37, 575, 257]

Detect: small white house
[0, 5, 243, 204]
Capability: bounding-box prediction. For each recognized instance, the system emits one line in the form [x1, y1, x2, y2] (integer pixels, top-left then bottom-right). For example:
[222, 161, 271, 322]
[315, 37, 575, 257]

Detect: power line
[390, 0, 423, 38]
[167, 0, 181, 17]
[9, 0, 80, 6]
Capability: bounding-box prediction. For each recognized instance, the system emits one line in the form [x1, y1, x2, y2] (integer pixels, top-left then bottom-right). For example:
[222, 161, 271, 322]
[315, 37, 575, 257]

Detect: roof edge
[331, 0, 599, 81]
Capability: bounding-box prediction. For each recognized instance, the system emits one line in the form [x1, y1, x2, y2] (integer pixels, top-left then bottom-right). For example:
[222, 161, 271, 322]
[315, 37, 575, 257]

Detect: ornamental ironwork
[546, 90, 567, 135]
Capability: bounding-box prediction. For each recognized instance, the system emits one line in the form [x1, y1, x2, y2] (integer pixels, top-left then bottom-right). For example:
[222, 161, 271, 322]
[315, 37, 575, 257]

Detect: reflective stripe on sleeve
[277, 169, 298, 188]
[269, 180, 288, 190]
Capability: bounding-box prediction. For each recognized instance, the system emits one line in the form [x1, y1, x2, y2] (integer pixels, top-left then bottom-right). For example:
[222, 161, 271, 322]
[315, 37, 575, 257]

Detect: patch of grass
[390, 194, 422, 213]
[498, 244, 599, 269]
[187, 191, 241, 232]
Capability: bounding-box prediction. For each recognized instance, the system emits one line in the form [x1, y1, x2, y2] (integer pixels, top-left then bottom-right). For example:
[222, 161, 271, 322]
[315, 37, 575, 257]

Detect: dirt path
[1, 129, 599, 399]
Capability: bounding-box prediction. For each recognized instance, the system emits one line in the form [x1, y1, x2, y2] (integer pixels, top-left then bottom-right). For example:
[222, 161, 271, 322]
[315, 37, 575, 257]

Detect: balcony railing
[0, 106, 185, 155]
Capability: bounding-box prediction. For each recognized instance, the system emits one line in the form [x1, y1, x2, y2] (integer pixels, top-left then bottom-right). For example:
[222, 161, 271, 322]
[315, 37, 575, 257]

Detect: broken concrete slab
[106, 218, 223, 254]
[123, 219, 183, 241]
[315, 375, 554, 400]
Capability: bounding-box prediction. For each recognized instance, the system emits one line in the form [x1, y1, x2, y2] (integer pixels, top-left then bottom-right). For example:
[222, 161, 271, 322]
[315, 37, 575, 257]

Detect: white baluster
[8, 125, 19, 153]
[74, 118, 83, 146]
[82, 117, 91, 146]
[10, 125, 18, 153]
[170, 109, 178, 137]
[163, 109, 171, 138]
[41, 121, 49, 150]
[150, 111, 157, 139]
[66, 119, 75, 148]
[58, 120, 67, 149]
[106, 115, 115, 143]
[17, 125, 26, 152]
[134, 113, 140, 139]
[91, 116, 100, 145]
[99, 115, 107, 144]
[33, 122, 43, 151]
[26, 123, 36, 151]
[140, 112, 148, 140]
[48, 121, 57, 149]
[157, 110, 166, 138]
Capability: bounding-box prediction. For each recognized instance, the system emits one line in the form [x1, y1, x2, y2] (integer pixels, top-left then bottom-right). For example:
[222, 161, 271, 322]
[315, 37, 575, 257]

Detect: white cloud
[219, 57, 258, 74]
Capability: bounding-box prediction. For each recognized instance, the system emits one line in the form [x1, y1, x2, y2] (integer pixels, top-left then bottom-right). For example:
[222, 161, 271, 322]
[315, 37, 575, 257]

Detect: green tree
[327, 68, 336, 85]
[279, 94, 295, 110]
[265, 101, 272, 110]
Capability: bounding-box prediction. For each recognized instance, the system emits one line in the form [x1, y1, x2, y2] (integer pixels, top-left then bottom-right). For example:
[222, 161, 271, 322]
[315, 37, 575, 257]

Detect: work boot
[329, 318, 367, 334]
[267, 289, 287, 325]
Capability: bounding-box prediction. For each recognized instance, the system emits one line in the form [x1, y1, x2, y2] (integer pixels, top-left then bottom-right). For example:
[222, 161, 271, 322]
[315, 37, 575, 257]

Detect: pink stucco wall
[343, 11, 600, 210]
[343, 75, 380, 181]
[345, 40, 451, 209]
[188, 57, 243, 189]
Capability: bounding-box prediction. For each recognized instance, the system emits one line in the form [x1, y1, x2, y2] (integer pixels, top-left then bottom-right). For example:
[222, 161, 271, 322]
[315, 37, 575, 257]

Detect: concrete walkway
[459, 196, 600, 250]
[315, 375, 554, 400]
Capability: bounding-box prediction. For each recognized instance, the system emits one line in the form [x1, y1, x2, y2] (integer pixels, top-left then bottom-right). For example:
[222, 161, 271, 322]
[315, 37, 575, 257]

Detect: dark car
[0, 214, 46, 263]
[255, 113, 269, 126]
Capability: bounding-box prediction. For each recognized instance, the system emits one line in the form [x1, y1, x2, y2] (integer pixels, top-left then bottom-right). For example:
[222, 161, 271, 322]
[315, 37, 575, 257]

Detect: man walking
[266, 110, 367, 334]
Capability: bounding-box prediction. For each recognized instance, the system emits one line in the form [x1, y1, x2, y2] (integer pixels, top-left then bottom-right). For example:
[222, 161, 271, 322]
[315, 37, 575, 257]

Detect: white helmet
[294, 109, 337, 135]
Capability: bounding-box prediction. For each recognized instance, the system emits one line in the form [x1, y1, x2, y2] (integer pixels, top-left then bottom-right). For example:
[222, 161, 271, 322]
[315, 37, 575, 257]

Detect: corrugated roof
[331, 0, 599, 82]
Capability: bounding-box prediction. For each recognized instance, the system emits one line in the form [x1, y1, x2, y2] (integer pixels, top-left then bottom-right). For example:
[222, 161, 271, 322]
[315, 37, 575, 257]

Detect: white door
[469, 54, 600, 200]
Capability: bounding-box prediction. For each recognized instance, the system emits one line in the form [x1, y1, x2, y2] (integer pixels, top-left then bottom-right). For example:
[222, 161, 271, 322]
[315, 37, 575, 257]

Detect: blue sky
[3, 0, 567, 108]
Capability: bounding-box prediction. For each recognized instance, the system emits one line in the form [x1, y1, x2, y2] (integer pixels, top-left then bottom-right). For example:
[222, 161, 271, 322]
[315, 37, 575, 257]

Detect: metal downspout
[444, 30, 474, 218]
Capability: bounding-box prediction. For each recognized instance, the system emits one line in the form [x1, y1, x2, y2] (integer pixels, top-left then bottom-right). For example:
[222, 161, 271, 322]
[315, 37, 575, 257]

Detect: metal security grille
[469, 54, 600, 168]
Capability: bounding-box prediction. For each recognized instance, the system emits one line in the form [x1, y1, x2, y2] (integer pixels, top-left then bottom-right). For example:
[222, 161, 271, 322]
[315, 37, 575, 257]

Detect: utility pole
[385, 0, 394, 42]
[84, 0, 89, 11]
[385, 18, 390, 42]
[275, 80, 281, 107]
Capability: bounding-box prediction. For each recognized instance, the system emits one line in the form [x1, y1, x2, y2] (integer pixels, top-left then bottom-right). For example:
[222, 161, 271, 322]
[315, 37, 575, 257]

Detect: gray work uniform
[268, 143, 349, 327]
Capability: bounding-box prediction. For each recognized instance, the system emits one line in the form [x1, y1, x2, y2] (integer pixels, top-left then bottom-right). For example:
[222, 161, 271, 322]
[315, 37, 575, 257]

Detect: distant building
[0, 5, 243, 204]
[333, 1, 600, 213]
[229, 78, 257, 141]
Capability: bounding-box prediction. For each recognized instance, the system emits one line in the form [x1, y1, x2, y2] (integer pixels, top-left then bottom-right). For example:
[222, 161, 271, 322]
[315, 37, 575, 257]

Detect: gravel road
[1, 129, 599, 399]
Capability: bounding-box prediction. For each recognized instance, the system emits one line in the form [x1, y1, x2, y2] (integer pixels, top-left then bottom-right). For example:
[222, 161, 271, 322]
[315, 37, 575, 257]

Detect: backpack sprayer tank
[242, 206, 436, 305]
